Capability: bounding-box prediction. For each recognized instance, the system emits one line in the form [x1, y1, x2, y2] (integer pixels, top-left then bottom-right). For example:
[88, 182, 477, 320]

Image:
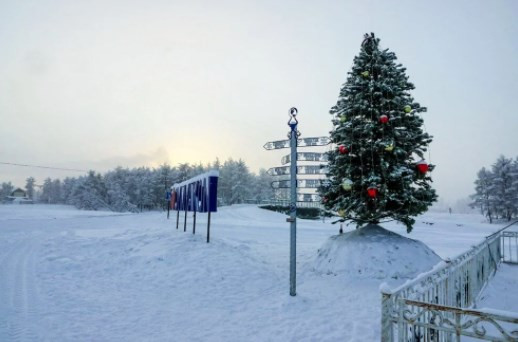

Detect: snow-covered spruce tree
[0, 182, 14, 200]
[320, 33, 437, 232]
[25, 177, 36, 200]
[491, 155, 516, 221]
[471, 167, 495, 223]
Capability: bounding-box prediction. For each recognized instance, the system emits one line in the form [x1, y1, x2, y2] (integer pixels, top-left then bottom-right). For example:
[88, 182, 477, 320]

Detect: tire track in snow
[0, 238, 42, 341]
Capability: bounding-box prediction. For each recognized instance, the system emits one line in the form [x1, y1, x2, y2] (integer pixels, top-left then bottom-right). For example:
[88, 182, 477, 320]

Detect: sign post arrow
[271, 179, 325, 189]
[263, 136, 331, 150]
[296, 193, 321, 202]
[267, 165, 328, 176]
[281, 152, 328, 165]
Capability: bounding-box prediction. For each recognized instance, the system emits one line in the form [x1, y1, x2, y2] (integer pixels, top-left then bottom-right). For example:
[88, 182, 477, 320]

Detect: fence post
[397, 299, 405, 342]
[381, 292, 393, 341]
[184, 210, 187, 232]
[455, 312, 461, 342]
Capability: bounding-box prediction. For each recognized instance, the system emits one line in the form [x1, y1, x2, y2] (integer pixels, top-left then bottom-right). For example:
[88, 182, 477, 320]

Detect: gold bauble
[341, 179, 353, 191]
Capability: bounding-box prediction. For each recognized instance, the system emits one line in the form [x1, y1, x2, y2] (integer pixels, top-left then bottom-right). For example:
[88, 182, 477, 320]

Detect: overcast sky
[1, 0, 517, 204]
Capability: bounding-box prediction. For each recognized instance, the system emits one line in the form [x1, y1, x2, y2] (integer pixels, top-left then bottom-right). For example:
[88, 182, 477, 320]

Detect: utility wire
[0, 161, 88, 173]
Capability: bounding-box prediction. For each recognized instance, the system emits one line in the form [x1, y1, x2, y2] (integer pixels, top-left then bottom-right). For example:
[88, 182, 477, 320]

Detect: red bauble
[338, 145, 348, 154]
[417, 161, 429, 174]
[322, 196, 328, 203]
[367, 187, 378, 198]
[379, 115, 389, 124]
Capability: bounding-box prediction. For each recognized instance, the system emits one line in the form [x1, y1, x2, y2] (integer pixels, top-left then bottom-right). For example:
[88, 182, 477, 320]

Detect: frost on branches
[319, 33, 437, 232]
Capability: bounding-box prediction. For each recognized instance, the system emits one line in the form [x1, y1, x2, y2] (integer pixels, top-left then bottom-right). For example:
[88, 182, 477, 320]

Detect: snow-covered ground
[477, 264, 518, 312]
[0, 204, 515, 341]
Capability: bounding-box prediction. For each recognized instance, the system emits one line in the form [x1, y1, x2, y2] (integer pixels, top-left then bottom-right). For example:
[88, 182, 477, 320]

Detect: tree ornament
[338, 209, 346, 217]
[379, 115, 389, 124]
[404, 105, 412, 113]
[416, 160, 429, 174]
[385, 143, 394, 152]
[338, 145, 348, 154]
[341, 179, 353, 191]
[367, 186, 378, 198]
[339, 115, 347, 123]
[361, 71, 369, 78]
[322, 196, 328, 203]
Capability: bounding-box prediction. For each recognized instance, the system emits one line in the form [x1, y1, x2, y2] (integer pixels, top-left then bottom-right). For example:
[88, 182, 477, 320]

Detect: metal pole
[176, 210, 179, 229]
[207, 211, 211, 243]
[193, 210, 196, 234]
[288, 107, 298, 297]
[184, 210, 187, 232]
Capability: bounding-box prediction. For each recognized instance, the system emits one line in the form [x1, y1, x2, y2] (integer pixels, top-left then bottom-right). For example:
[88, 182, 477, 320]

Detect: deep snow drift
[314, 224, 442, 279]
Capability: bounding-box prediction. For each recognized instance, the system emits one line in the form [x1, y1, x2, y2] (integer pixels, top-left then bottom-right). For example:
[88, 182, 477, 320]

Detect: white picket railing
[381, 222, 518, 341]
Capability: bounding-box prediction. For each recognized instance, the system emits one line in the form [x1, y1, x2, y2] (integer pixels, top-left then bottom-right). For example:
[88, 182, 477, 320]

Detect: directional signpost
[263, 108, 331, 297]
[287, 108, 298, 297]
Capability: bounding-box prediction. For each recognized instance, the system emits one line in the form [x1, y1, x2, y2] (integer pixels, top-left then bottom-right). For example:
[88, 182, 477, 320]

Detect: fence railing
[381, 221, 518, 341]
[394, 299, 518, 341]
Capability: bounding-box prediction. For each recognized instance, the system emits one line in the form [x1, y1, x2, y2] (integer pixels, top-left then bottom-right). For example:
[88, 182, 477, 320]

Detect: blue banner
[171, 170, 219, 213]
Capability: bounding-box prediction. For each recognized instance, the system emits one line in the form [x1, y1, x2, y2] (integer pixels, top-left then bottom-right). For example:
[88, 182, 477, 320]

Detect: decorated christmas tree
[320, 33, 437, 232]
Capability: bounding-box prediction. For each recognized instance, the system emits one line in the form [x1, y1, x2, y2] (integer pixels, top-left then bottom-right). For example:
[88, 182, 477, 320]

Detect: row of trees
[471, 155, 518, 222]
[2, 158, 274, 212]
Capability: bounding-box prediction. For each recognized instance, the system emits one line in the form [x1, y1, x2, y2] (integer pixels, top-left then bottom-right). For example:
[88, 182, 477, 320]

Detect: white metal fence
[381, 222, 518, 341]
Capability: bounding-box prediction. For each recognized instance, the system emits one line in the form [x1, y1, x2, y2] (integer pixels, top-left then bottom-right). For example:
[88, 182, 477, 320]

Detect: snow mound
[313, 224, 441, 279]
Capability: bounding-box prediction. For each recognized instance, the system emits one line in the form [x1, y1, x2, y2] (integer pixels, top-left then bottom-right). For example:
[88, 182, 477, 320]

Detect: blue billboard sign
[171, 170, 219, 213]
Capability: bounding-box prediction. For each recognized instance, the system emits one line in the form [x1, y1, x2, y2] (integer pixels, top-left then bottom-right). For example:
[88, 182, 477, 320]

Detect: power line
[0, 161, 88, 173]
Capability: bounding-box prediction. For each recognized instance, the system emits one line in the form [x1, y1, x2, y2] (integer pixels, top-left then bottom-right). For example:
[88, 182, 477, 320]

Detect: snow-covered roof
[11, 188, 26, 197]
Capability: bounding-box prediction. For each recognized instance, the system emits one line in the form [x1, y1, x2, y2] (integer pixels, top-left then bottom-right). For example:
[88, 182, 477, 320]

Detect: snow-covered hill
[0, 204, 511, 341]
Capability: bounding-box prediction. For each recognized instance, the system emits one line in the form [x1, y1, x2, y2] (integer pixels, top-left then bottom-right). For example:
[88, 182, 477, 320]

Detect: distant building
[11, 188, 27, 198]
[4, 188, 33, 204]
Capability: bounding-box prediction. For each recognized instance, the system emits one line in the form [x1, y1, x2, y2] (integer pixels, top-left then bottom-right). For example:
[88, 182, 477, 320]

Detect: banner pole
[193, 210, 196, 234]
[207, 212, 211, 243]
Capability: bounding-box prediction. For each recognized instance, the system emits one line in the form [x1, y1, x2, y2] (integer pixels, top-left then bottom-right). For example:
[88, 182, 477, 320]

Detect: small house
[11, 188, 27, 198]
[5, 188, 33, 204]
